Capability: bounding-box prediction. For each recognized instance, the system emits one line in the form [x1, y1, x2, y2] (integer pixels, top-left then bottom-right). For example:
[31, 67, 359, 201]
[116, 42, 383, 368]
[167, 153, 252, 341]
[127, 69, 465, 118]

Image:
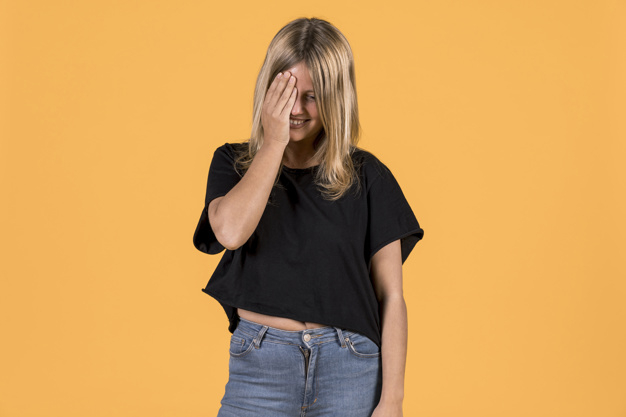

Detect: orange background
[1, 1, 625, 416]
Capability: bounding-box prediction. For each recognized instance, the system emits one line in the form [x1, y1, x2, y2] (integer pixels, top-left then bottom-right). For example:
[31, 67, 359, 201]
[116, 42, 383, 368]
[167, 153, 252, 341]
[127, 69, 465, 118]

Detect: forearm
[213, 140, 285, 249]
[378, 294, 408, 405]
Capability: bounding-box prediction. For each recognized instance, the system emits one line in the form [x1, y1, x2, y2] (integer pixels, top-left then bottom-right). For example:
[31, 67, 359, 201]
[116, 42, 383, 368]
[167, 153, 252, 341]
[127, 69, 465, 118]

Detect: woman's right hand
[261, 71, 298, 146]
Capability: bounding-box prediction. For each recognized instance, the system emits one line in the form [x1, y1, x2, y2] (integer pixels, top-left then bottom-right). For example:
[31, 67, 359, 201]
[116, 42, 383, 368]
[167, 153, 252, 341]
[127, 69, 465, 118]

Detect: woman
[193, 17, 424, 417]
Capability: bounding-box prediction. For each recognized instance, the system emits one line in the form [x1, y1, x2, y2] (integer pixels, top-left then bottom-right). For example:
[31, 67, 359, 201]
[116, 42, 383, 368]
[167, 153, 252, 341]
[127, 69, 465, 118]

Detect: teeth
[290, 119, 307, 125]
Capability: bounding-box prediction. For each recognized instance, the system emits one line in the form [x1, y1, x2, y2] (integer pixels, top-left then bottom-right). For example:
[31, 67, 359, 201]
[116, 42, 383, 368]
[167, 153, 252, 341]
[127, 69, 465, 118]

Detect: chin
[290, 130, 321, 142]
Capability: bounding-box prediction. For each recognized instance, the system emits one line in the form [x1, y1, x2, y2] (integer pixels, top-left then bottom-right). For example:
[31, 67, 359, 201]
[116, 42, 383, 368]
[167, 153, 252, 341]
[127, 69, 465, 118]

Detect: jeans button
[303, 333, 311, 342]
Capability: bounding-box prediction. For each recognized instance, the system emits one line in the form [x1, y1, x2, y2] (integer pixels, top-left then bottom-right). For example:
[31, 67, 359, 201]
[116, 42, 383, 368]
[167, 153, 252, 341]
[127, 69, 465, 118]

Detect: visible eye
[307, 95, 315, 101]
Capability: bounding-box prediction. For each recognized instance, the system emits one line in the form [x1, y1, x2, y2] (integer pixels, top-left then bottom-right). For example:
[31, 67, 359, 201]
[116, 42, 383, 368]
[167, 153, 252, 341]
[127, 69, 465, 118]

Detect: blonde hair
[233, 17, 363, 201]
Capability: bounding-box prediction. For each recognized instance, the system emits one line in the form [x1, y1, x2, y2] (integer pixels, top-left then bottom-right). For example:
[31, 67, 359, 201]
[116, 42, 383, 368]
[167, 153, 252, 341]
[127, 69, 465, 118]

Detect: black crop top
[193, 142, 424, 349]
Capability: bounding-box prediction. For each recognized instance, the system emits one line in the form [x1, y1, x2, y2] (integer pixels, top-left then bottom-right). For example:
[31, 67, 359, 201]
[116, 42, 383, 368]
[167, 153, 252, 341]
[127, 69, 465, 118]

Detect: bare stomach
[237, 307, 328, 330]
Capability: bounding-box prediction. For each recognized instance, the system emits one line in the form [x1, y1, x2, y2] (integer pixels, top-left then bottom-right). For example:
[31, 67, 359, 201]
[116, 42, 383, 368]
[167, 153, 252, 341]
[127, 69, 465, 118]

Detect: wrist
[262, 137, 288, 152]
[379, 392, 404, 405]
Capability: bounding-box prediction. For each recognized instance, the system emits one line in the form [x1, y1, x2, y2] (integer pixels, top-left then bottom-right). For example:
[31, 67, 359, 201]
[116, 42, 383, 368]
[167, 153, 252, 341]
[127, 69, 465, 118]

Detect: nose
[290, 92, 304, 116]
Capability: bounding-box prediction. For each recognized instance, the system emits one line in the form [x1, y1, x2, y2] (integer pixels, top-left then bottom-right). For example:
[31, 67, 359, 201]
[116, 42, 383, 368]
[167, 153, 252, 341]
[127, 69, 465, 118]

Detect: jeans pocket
[228, 327, 257, 358]
[345, 332, 381, 358]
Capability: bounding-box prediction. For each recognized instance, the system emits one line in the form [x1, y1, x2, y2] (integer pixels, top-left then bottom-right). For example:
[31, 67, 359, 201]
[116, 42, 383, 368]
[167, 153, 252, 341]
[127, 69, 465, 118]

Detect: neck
[282, 139, 319, 168]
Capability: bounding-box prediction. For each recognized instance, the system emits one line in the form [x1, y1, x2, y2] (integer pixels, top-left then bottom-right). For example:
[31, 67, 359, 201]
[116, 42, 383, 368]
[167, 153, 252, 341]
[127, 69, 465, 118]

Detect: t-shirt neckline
[282, 165, 320, 173]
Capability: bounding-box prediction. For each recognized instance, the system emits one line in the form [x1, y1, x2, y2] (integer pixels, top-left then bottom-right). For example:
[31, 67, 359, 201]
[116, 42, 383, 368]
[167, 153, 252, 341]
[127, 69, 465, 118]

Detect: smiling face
[284, 61, 324, 143]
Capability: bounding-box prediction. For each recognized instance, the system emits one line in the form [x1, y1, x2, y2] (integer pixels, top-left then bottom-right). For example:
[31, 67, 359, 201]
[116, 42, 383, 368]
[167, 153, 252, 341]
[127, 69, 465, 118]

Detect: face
[284, 61, 324, 143]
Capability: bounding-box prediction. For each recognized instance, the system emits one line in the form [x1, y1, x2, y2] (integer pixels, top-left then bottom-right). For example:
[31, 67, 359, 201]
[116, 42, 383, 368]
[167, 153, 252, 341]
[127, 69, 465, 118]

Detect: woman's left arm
[370, 239, 407, 416]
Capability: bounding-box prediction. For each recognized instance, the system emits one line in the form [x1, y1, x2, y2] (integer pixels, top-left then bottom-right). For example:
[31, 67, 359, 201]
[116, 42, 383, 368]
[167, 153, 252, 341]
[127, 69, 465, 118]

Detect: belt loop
[334, 327, 346, 348]
[254, 325, 269, 349]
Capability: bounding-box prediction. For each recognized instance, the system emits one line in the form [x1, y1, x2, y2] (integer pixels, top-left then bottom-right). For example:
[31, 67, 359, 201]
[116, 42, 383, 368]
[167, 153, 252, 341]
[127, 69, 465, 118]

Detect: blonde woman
[193, 17, 424, 417]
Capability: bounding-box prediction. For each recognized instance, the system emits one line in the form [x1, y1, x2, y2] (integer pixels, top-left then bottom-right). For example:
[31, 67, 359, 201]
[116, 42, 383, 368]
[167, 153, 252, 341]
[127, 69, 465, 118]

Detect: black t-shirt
[193, 142, 424, 349]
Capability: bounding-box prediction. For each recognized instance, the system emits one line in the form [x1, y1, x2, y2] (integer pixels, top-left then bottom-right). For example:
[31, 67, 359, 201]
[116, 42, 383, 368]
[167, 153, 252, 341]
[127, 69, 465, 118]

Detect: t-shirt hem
[200, 287, 381, 348]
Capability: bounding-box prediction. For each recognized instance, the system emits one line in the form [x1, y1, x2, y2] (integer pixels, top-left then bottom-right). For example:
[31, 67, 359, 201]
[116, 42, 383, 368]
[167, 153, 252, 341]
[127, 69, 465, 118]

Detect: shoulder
[351, 146, 392, 189]
[211, 141, 249, 164]
[215, 141, 247, 155]
[207, 142, 249, 178]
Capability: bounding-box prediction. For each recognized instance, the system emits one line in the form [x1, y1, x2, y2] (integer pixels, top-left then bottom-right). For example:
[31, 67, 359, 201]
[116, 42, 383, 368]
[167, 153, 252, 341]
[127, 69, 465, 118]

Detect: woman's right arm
[209, 71, 298, 250]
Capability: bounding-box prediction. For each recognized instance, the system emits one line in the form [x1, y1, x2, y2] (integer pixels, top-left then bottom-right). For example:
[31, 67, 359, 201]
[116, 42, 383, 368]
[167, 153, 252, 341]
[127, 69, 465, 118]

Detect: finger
[268, 71, 293, 110]
[276, 75, 296, 114]
[264, 72, 283, 106]
[281, 85, 297, 116]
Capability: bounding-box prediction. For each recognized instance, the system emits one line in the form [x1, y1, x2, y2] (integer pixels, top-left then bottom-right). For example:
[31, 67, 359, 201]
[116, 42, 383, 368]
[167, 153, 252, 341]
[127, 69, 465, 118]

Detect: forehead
[284, 63, 315, 93]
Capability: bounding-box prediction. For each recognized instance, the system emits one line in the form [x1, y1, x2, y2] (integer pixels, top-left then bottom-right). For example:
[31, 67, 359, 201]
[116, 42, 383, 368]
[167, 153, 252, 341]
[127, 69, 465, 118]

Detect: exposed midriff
[237, 307, 328, 330]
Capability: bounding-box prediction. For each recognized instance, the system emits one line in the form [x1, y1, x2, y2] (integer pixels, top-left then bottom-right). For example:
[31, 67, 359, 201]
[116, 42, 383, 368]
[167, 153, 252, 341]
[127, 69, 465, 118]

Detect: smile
[290, 119, 310, 128]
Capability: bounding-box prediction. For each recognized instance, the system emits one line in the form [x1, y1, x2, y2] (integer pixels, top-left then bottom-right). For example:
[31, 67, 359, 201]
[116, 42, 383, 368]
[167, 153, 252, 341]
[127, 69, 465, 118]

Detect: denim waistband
[236, 317, 357, 348]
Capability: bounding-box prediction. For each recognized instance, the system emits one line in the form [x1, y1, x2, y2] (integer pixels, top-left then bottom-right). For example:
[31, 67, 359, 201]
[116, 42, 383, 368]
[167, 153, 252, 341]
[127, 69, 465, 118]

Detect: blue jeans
[217, 317, 383, 417]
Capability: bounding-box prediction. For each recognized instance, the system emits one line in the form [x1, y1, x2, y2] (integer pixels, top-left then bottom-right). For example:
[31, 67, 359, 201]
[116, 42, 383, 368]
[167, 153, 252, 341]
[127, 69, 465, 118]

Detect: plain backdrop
[1, 1, 625, 416]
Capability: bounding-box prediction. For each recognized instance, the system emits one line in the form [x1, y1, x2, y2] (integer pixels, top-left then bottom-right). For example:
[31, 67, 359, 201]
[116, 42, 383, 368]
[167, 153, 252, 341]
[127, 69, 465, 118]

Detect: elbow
[214, 218, 247, 251]
[209, 197, 239, 251]
[214, 222, 242, 251]
[377, 292, 405, 305]
[209, 196, 248, 251]
[222, 238, 242, 252]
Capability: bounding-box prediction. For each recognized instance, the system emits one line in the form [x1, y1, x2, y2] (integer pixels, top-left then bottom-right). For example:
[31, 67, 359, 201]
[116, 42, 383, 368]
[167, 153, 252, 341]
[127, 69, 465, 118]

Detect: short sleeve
[193, 143, 243, 255]
[365, 161, 424, 268]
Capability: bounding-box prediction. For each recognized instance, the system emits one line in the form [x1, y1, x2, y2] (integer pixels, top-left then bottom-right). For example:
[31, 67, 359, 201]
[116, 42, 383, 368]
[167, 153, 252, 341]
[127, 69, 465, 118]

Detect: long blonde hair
[233, 17, 363, 201]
